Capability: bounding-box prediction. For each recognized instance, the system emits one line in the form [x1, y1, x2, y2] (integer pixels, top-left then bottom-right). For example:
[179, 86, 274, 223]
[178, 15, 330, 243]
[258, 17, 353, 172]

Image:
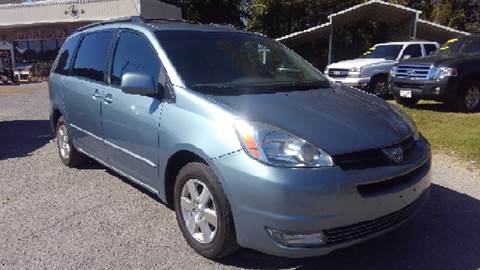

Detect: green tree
[174, 0, 246, 27]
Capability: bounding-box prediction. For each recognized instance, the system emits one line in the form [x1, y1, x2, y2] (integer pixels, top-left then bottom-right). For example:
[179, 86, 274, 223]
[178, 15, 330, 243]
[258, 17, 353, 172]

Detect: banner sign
[15, 28, 71, 41]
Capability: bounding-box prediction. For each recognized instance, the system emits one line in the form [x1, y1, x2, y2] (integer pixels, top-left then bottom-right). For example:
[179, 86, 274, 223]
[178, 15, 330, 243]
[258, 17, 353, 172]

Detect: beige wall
[0, 0, 181, 28]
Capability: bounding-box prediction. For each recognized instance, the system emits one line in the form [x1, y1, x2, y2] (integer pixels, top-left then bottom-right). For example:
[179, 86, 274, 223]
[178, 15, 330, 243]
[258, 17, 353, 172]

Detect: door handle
[92, 89, 102, 99]
[104, 93, 113, 104]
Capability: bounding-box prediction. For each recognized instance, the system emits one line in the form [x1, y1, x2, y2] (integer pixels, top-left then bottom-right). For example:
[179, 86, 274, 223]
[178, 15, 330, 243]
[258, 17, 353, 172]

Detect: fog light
[266, 227, 327, 247]
[433, 87, 441, 95]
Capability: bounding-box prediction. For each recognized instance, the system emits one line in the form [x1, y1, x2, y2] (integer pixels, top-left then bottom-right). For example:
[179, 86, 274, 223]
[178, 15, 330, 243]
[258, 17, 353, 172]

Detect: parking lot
[1, 82, 479, 270]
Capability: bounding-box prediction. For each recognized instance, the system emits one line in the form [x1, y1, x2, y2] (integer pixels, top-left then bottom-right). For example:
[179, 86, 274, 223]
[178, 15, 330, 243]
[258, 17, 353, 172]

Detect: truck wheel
[370, 76, 390, 99]
[56, 116, 87, 167]
[455, 81, 480, 112]
[174, 162, 239, 259]
[394, 96, 419, 107]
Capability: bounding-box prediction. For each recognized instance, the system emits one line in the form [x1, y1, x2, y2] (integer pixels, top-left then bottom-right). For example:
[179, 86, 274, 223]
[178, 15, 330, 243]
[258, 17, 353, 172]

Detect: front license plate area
[400, 90, 412, 98]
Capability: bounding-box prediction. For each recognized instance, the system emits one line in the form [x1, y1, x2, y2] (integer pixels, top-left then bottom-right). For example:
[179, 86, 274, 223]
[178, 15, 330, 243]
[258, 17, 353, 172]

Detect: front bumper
[211, 137, 431, 258]
[326, 76, 371, 88]
[389, 77, 459, 101]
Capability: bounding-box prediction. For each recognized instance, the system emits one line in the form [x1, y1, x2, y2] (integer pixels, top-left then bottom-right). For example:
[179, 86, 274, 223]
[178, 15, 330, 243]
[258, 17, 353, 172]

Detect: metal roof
[328, 0, 420, 26]
[417, 19, 470, 43]
[277, 0, 468, 46]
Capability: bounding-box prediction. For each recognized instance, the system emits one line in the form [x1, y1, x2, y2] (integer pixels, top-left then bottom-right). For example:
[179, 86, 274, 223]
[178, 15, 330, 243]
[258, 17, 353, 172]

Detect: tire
[394, 95, 419, 107]
[454, 81, 480, 112]
[174, 162, 239, 259]
[370, 75, 390, 99]
[56, 116, 87, 167]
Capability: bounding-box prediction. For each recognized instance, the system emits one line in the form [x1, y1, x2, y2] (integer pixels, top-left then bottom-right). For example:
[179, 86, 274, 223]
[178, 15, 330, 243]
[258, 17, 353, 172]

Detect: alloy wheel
[180, 179, 218, 244]
[465, 85, 480, 110]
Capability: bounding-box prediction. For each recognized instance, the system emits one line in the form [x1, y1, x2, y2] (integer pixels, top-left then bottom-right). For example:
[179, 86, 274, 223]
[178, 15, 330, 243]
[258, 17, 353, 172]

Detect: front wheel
[56, 116, 87, 167]
[455, 81, 480, 112]
[370, 76, 390, 99]
[174, 162, 239, 259]
[394, 96, 419, 107]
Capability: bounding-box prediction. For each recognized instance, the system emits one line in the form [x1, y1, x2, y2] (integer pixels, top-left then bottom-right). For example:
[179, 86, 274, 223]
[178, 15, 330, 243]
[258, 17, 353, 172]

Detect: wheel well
[51, 109, 62, 133]
[370, 73, 389, 85]
[164, 150, 205, 208]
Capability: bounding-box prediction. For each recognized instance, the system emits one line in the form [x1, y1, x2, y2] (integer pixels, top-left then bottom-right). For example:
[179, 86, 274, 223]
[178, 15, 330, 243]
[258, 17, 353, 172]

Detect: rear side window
[72, 31, 114, 82]
[402, 44, 422, 58]
[424, 44, 438, 56]
[110, 31, 160, 86]
[54, 35, 80, 75]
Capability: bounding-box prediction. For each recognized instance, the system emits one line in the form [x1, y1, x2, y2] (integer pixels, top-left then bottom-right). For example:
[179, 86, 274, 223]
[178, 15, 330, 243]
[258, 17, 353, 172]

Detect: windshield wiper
[192, 80, 331, 95]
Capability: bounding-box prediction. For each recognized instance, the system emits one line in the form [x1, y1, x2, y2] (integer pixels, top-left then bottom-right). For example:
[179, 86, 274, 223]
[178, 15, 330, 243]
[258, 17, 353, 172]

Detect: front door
[102, 30, 163, 187]
[63, 31, 114, 161]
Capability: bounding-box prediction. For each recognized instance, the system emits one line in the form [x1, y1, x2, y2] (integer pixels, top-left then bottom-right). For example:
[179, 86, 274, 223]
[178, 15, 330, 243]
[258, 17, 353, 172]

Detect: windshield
[360, 45, 403, 60]
[436, 37, 480, 56]
[155, 30, 329, 94]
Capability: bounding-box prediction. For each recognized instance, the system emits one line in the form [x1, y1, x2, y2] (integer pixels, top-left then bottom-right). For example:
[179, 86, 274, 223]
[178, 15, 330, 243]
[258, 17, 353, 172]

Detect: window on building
[54, 35, 80, 75]
[14, 38, 63, 64]
[110, 31, 160, 86]
[72, 31, 113, 82]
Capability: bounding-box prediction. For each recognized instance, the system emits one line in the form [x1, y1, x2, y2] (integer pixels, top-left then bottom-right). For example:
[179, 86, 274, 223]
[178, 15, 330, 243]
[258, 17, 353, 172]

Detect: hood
[328, 58, 390, 69]
[398, 54, 479, 67]
[207, 85, 412, 155]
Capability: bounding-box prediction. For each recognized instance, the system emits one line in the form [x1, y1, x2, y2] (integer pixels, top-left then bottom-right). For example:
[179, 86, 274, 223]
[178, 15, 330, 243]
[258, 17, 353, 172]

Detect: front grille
[333, 136, 416, 170]
[394, 65, 432, 80]
[357, 161, 429, 197]
[324, 192, 427, 245]
[394, 82, 424, 89]
[328, 68, 349, 78]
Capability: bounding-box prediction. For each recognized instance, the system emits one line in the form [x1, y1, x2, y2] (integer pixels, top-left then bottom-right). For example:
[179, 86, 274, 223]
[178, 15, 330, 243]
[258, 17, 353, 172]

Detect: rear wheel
[174, 162, 239, 259]
[394, 96, 419, 107]
[455, 81, 480, 112]
[56, 116, 87, 167]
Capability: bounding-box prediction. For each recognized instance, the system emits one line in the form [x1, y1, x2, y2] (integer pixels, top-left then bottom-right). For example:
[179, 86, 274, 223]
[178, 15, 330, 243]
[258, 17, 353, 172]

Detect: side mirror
[402, 54, 412, 60]
[121, 72, 157, 96]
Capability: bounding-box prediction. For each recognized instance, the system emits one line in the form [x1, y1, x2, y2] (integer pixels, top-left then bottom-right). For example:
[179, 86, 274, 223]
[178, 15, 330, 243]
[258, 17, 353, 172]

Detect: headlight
[350, 67, 361, 73]
[390, 67, 397, 78]
[233, 120, 334, 167]
[324, 68, 329, 74]
[388, 103, 420, 141]
[432, 67, 457, 80]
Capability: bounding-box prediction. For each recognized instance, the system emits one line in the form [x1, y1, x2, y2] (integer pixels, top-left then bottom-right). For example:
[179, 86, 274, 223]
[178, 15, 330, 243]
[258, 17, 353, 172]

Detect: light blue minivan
[49, 17, 431, 259]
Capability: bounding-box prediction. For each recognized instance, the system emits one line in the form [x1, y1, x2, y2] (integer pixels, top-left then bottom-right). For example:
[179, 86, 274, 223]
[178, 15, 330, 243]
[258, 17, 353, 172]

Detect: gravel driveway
[1, 83, 479, 270]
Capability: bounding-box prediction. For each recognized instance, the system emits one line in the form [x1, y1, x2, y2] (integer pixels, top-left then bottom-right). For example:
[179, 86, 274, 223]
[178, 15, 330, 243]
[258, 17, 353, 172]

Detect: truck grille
[328, 69, 349, 79]
[394, 65, 432, 80]
[324, 191, 427, 245]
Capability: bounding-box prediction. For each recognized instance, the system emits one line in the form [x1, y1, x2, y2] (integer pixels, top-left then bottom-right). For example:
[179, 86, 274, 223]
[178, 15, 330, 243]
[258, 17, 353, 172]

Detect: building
[277, 0, 469, 69]
[0, 0, 181, 71]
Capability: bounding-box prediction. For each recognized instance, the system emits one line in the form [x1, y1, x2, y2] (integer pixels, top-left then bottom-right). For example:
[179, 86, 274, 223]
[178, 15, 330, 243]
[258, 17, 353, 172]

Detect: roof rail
[75, 16, 146, 32]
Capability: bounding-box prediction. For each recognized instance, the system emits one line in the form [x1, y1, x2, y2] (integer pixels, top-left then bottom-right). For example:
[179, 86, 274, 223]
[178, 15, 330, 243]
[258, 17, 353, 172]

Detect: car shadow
[219, 184, 480, 270]
[0, 120, 54, 160]
[411, 102, 454, 113]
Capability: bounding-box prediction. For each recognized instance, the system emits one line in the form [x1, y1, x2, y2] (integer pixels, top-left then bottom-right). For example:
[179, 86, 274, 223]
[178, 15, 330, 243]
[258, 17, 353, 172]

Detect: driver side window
[110, 31, 160, 86]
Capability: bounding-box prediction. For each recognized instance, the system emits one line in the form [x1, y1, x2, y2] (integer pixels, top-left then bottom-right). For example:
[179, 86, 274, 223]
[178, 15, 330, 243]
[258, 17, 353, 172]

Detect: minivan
[49, 17, 431, 259]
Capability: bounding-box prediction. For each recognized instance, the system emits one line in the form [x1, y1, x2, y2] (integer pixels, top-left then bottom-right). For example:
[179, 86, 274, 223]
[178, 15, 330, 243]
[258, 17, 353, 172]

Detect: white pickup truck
[324, 41, 439, 98]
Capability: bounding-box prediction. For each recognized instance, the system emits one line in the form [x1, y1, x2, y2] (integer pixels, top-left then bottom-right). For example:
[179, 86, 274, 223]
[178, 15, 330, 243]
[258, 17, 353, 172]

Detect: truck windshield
[436, 37, 480, 56]
[156, 30, 330, 95]
[360, 45, 403, 60]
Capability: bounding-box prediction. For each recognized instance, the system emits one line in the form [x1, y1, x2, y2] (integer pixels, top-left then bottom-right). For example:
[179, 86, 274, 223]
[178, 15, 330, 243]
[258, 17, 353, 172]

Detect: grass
[394, 101, 480, 166]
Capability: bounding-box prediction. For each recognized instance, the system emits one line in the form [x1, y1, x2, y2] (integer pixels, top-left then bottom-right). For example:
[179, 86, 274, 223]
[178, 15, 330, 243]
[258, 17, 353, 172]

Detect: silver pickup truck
[325, 41, 439, 98]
